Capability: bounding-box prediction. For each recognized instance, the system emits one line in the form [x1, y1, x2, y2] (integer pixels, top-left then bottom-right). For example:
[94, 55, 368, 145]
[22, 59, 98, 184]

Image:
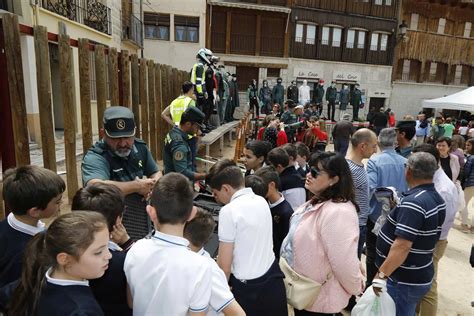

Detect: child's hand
[111, 218, 130, 245]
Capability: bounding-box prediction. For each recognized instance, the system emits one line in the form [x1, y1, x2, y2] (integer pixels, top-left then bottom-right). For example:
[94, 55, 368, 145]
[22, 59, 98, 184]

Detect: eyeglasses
[310, 166, 320, 178]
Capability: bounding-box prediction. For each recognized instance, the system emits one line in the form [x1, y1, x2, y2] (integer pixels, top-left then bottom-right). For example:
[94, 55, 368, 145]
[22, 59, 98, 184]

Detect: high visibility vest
[170, 96, 195, 126]
[191, 63, 205, 95]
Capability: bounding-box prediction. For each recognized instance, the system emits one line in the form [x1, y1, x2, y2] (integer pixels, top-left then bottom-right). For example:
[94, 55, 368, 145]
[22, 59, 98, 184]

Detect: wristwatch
[377, 271, 387, 279]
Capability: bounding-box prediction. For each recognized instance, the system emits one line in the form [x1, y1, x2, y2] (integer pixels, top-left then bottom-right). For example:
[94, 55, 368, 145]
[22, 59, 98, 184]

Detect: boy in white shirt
[124, 173, 212, 316]
[184, 208, 245, 316]
[207, 159, 287, 316]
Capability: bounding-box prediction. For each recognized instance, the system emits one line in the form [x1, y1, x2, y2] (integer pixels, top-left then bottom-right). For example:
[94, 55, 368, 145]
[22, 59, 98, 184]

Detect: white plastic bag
[351, 285, 396, 316]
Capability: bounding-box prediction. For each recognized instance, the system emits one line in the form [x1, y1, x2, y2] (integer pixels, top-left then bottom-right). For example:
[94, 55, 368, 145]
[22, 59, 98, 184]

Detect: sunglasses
[310, 166, 321, 178]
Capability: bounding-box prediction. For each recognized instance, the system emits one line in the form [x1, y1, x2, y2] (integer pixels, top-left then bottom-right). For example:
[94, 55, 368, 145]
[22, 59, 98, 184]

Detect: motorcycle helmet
[196, 48, 214, 65]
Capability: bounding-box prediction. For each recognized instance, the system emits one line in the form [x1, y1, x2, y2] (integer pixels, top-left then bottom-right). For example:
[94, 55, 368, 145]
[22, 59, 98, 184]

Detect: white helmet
[196, 48, 213, 65]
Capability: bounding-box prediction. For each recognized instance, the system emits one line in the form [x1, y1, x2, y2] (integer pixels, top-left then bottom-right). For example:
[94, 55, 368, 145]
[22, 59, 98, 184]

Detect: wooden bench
[199, 120, 240, 171]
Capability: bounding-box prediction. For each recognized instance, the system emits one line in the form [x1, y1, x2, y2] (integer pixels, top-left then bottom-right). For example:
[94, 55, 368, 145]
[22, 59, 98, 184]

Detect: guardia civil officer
[163, 106, 207, 182]
[82, 106, 162, 239]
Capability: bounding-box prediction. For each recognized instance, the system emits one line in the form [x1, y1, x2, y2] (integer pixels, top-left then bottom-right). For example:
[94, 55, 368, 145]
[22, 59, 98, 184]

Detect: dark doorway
[236, 66, 259, 92]
[369, 97, 385, 111]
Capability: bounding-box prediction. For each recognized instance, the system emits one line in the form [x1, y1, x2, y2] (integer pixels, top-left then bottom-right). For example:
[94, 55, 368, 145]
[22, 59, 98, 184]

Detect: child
[244, 175, 268, 198]
[0, 165, 65, 288]
[8, 211, 111, 315]
[207, 159, 287, 316]
[72, 183, 133, 315]
[295, 142, 310, 178]
[254, 167, 293, 260]
[124, 173, 212, 315]
[243, 140, 271, 176]
[183, 208, 245, 316]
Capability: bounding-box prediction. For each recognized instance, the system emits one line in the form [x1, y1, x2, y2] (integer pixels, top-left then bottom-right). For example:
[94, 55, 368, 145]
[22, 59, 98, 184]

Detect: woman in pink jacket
[280, 152, 364, 315]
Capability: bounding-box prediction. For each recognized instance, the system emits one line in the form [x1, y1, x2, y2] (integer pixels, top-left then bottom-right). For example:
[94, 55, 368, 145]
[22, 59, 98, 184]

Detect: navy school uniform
[89, 242, 132, 316]
[269, 196, 294, 259]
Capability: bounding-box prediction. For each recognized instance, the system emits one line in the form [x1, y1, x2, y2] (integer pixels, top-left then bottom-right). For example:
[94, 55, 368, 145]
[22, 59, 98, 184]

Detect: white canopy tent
[422, 86, 474, 111]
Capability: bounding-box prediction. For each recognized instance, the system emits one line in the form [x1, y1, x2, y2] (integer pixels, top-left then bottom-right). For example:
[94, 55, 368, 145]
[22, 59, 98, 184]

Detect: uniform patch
[116, 119, 126, 130]
[174, 151, 184, 161]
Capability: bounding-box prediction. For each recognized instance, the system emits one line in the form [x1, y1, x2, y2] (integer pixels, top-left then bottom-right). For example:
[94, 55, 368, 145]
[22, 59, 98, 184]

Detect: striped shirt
[375, 183, 446, 286]
[346, 159, 370, 226]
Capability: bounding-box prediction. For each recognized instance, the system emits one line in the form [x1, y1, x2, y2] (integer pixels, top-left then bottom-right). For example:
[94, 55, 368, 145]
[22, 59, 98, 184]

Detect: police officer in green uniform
[163, 106, 207, 182]
[82, 106, 161, 239]
[280, 100, 303, 142]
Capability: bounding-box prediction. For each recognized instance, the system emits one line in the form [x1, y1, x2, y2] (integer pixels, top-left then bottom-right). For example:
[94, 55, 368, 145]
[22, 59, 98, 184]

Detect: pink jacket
[292, 200, 363, 313]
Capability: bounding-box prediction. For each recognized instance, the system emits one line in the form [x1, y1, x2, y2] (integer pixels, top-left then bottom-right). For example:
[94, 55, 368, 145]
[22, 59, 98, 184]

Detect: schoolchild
[0, 165, 65, 288]
[207, 159, 287, 316]
[124, 173, 212, 315]
[183, 208, 245, 316]
[244, 174, 268, 198]
[295, 142, 310, 178]
[7, 211, 111, 315]
[72, 183, 133, 315]
[254, 166, 294, 259]
[243, 140, 271, 176]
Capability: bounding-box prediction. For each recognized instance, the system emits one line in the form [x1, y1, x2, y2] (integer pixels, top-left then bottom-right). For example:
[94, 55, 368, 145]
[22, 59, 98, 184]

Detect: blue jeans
[387, 279, 431, 316]
[357, 225, 367, 259]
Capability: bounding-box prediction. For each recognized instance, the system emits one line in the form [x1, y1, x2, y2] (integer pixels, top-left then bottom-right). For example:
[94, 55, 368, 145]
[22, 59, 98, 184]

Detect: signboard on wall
[332, 71, 361, 82]
[294, 67, 323, 79]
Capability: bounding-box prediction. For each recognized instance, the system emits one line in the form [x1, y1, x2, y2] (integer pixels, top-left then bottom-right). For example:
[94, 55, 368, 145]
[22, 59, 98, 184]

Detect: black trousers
[229, 260, 287, 316]
[249, 97, 259, 118]
[327, 100, 336, 121]
[365, 218, 377, 288]
[353, 104, 360, 121]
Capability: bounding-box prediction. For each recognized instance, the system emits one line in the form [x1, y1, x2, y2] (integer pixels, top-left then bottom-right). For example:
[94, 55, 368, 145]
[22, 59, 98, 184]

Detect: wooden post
[95, 45, 107, 130]
[139, 58, 149, 144]
[147, 60, 157, 159]
[155, 63, 163, 160]
[255, 15, 261, 56]
[226, 11, 232, 54]
[78, 38, 92, 154]
[172, 68, 179, 101]
[58, 34, 78, 202]
[34, 25, 57, 171]
[161, 65, 170, 137]
[108, 47, 119, 105]
[131, 54, 140, 137]
[121, 50, 131, 108]
[2, 14, 30, 166]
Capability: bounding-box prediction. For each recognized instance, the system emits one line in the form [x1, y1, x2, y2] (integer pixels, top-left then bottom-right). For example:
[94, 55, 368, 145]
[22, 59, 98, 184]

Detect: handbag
[279, 256, 331, 310]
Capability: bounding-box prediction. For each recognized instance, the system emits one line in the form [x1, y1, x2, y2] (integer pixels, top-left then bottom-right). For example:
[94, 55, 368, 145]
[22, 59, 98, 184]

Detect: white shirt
[7, 213, 45, 236]
[124, 231, 212, 315]
[199, 249, 234, 316]
[45, 267, 89, 286]
[433, 168, 458, 240]
[218, 188, 275, 280]
[298, 85, 311, 104]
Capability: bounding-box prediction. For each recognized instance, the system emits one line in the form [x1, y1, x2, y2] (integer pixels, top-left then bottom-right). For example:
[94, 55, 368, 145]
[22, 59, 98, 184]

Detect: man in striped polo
[374, 152, 446, 316]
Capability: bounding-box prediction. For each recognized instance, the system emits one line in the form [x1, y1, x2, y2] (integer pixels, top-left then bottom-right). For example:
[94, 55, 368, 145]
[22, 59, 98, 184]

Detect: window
[357, 31, 366, 49]
[464, 22, 472, 38]
[174, 15, 199, 42]
[375, 0, 382, 5]
[454, 65, 463, 85]
[370, 33, 379, 51]
[144, 13, 170, 40]
[306, 25, 316, 45]
[402, 60, 410, 80]
[332, 28, 341, 47]
[295, 23, 304, 42]
[385, 0, 392, 5]
[322, 27, 330, 45]
[437, 18, 446, 34]
[347, 29, 355, 48]
[410, 13, 419, 30]
[267, 68, 280, 77]
[380, 34, 388, 51]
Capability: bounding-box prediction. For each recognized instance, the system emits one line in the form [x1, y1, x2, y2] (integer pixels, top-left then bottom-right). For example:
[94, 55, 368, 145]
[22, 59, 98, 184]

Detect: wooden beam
[255, 15, 261, 56]
[160, 65, 170, 142]
[148, 60, 157, 159]
[34, 25, 56, 171]
[121, 50, 131, 108]
[95, 45, 107, 130]
[155, 63, 163, 160]
[78, 38, 93, 155]
[224, 61, 289, 69]
[108, 47, 119, 105]
[58, 34, 78, 202]
[131, 54, 140, 138]
[2, 14, 30, 166]
[139, 58, 149, 144]
[226, 11, 232, 54]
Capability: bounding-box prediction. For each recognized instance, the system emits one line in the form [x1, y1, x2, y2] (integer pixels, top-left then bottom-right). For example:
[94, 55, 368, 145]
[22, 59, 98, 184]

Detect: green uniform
[281, 110, 298, 141]
[81, 139, 158, 186]
[163, 126, 195, 181]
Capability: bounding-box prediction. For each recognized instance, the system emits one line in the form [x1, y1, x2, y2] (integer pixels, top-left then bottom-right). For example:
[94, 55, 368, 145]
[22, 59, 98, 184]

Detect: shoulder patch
[174, 151, 185, 161]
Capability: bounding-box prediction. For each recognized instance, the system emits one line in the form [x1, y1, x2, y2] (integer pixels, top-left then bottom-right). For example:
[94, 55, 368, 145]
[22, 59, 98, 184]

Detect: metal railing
[123, 14, 143, 47]
[41, 0, 111, 35]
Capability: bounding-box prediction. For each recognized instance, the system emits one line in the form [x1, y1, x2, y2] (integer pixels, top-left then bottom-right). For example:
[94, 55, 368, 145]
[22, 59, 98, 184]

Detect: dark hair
[150, 173, 194, 224]
[451, 135, 465, 151]
[8, 211, 107, 315]
[413, 144, 440, 164]
[282, 143, 297, 160]
[267, 147, 290, 169]
[207, 159, 244, 190]
[436, 136, 452, 147]
[254, 166, 281, 189]
[263, 115, 276, 127]
[308, 152, 359, 212]
[245, 175, 268, 198]
[71, 183, 125, 232]
[3, 166, 65, 215]
[295, 142, 310, 159]
[467, 138, 474, 155]
[245, 140, 272, 161]
[398, 126, 416, 142]
[183, 208, 216, 248]
[182, 81, 194, 94]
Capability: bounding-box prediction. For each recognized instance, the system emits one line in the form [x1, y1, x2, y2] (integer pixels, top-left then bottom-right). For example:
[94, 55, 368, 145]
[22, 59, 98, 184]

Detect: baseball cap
[103, 106, 136, 138]
[181, 106, 205, 127]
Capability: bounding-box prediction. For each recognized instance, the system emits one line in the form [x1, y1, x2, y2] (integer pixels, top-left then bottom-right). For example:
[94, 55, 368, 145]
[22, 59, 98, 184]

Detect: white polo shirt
[124, 231, 212, 315]
[199, 249, 234, 316]
[218, 187, 275, 280]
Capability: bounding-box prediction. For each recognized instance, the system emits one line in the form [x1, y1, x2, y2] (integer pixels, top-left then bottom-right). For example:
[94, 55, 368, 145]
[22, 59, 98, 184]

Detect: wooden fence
[0, 14, 189, 207]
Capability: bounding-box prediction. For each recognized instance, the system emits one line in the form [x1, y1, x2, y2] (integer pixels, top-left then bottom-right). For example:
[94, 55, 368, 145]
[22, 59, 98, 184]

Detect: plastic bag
[351, 285, 396, 316]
